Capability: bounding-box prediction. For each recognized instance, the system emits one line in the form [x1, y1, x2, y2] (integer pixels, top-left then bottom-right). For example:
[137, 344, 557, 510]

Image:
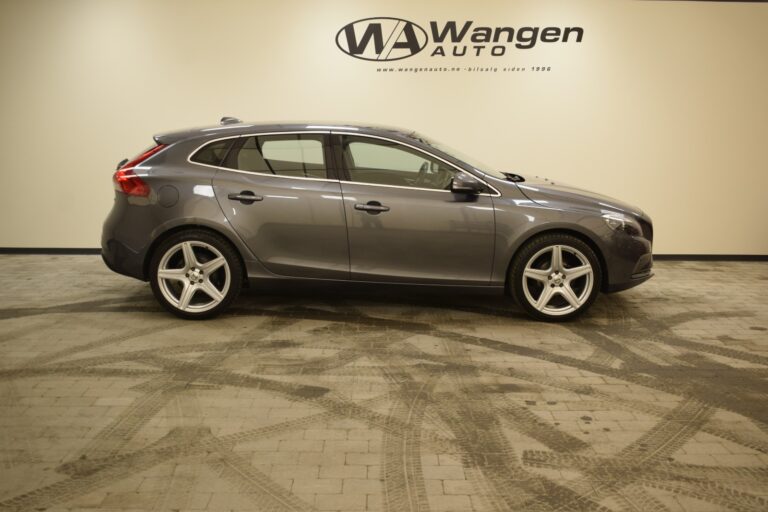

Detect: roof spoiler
[153, 117, 243, 145]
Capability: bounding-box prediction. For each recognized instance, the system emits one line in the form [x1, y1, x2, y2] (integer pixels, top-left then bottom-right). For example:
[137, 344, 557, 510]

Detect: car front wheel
[149, 230, 242, 319]
[510, 234, 602, 321]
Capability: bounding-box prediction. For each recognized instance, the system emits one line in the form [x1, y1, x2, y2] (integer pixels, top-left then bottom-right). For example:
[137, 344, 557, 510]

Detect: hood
[514, 175, 646, 219]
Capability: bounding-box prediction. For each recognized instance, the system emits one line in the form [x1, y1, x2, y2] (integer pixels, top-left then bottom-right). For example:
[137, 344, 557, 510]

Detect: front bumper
[605, 267, 653, 293]
[603, 236, 653, 293]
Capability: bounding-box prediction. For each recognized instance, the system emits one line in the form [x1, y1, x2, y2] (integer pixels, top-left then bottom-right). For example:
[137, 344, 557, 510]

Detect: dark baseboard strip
[0, 248, 765, 261]
[0, 247, 101, 255]
[639, 1, 768, 3]
[654, 254, 768, 261]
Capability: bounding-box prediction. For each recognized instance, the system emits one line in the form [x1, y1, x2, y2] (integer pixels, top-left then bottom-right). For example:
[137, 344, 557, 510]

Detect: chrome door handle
[228, 191, 263, 204]
[354, 201, 390, 214]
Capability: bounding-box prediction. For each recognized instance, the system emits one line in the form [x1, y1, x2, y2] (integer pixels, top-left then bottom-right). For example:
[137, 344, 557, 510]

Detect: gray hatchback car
[102, 119, 653, 321]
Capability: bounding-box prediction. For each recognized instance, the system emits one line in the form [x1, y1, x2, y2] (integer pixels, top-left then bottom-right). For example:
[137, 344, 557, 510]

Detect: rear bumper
[101, 237, 147, 281]
[101, 198, 149, 281]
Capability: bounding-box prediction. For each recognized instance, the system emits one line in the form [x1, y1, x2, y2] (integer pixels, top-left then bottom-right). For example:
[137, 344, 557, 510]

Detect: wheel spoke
[199, 280, 224, 303]
[551, 245, 563, 272]
[201, 256, 226, 274]
[157, 268, 187, 282]
[559, 284, 582, 308]
[524, 268, 550, 283]
[565, 264, 592, 280]
[522, 242, 595, 317]
[535, 286, 554, 311]
[177, 282, 196, 310]
[157, 239, 232, 314]
[181, 242, 198, 268]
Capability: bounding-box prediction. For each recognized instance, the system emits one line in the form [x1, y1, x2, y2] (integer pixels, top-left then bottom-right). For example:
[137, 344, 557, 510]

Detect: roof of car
[154, 121, 418, 145]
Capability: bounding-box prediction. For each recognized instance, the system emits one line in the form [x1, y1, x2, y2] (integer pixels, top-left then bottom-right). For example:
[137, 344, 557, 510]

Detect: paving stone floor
[0, 255, 767, 512]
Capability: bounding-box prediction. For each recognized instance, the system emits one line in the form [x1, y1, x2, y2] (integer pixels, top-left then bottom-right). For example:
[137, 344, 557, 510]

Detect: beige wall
[1, 0, 766, 254]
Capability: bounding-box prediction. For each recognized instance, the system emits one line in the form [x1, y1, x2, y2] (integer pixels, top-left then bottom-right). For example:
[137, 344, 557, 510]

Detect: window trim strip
[186, 130, 501, 197]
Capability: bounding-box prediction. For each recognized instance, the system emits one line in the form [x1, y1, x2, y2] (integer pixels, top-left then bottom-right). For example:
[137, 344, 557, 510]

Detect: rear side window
[190, 139, 235, 166]
[223, 134, 327, 179]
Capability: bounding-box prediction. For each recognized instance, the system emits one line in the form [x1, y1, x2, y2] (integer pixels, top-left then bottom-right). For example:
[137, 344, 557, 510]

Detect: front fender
[490, 199, 611, 286]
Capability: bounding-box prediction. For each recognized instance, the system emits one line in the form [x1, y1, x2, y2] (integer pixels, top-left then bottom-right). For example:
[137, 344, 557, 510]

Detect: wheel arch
[504, 227, 609, 294]
[142, 224, 248, 284]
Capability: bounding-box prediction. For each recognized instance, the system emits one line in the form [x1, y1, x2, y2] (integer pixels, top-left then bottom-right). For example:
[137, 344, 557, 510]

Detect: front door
[211, 132, 349, 279]
[336, 134, 495, 284]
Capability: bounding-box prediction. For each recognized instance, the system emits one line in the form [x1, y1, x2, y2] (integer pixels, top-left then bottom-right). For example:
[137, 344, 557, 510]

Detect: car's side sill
[246, 276, 506, 296]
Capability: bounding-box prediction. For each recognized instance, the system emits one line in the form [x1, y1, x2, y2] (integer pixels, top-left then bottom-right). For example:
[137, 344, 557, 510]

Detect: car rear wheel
[510, 234, 601, 321]
[149, 230, 242, 319]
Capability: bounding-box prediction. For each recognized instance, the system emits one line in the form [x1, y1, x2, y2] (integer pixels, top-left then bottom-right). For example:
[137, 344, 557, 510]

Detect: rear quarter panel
[103, 138, 271, 280]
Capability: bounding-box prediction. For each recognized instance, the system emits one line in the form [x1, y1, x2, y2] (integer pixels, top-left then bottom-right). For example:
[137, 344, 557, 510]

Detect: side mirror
[451, 173, 484, 195]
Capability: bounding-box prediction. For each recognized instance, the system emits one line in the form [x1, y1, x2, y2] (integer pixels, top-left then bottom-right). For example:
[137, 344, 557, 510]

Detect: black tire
[149, 229, 243, 320]
[509, 233, 602, 322]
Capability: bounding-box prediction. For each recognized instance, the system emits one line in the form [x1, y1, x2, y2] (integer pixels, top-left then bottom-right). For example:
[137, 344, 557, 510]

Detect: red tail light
[114, 168, 150, 197]
[113, 144, 167, 197]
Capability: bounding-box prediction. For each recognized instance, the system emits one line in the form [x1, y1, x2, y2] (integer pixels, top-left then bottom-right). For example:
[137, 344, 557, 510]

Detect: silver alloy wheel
[521, 244, 594, 317]
[157, 241, 231, 313]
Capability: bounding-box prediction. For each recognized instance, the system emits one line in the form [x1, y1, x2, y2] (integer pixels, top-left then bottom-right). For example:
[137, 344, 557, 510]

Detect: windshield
[410, 132, 507, 179]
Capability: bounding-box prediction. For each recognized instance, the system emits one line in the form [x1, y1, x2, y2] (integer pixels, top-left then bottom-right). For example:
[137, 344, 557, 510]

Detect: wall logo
[336, 17, 584, 61]
[336, 17, 428, 61]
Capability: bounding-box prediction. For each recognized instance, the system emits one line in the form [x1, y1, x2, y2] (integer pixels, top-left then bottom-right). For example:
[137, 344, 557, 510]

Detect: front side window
[411, 132, 506, 179]
[341, 136, 457, 190]
[224, 134, 327, 179]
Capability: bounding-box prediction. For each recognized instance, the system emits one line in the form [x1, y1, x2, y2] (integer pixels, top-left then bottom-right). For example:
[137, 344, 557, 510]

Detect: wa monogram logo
[336, 16, 585, 62]
[336, 17, 428, 61]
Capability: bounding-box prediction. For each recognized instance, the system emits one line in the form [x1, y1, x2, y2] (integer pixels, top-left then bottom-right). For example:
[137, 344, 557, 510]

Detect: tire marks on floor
[379, 361, 440, 512]
[1, 265, 767, 512]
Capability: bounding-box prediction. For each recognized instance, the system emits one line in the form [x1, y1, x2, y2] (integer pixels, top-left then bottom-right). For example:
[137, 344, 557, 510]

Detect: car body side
[102, 124, 652, 294]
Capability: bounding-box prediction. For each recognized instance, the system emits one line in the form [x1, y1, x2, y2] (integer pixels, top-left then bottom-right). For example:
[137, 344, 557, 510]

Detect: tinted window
[342, 136, 456, 190]
[190, 139, 234, 166]
[225, 134, 327, 179]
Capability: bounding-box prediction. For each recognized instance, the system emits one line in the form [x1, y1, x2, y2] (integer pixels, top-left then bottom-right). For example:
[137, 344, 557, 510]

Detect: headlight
[603, 213, 642, 237]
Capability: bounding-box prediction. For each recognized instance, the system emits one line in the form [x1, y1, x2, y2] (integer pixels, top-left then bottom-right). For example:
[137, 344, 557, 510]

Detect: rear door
[335, 133, 495, 284]
[209, 132, 349, 279]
